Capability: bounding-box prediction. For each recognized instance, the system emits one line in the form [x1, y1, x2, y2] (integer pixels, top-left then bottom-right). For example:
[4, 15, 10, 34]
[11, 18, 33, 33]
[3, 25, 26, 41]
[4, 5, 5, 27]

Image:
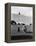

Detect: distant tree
[11, 20, 16, 25]
[30, 24, 32, 25]
[18, 23, 20, 25]
[21, 23, 25, 25]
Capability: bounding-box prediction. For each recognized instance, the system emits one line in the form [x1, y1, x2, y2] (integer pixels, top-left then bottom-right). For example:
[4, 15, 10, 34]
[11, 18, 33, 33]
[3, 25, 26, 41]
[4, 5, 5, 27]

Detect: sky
[11, 6, 33, 25]
[11, 6, 33, 17]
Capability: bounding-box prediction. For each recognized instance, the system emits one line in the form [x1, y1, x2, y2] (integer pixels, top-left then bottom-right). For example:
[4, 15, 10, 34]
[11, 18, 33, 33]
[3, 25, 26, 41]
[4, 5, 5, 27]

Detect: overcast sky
[11, 6, 33, 24]
[11, 6, 33, 17]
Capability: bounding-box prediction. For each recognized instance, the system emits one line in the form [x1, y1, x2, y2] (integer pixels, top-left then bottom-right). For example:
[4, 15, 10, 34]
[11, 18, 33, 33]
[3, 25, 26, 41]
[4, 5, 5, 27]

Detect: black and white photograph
[5, 3, 35, 42]
[11, 6, 33, 40]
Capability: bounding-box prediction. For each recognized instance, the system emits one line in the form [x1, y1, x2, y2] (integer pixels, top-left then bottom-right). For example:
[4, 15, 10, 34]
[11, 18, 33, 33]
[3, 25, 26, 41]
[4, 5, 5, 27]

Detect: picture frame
[5, 3, 35, 43]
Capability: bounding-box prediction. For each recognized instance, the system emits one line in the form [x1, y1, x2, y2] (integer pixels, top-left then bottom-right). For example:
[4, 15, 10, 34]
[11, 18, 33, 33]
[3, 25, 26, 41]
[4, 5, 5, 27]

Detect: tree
[11, 20, 16, 25]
